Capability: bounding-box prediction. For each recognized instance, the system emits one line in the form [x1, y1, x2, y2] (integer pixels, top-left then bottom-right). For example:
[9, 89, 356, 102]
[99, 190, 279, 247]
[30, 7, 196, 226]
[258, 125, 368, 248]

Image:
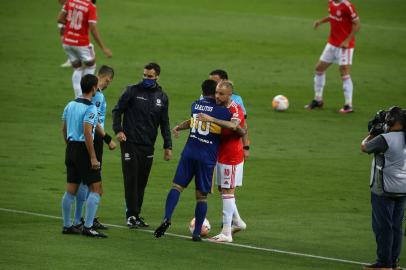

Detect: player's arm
[56, 10, 67, 37]
[197, 113, 246, 136]
[95, 123, 116, 150]
[84, 122, 100, 170]
[89, 23, 112, 58]
[242, 122, 250, 159]
[340, 19, 360, 48]
[112, 86, 132, 142]
[62, 121, 68, 144]
[172, 119, 191, 138]
[313, 16, 329, 29]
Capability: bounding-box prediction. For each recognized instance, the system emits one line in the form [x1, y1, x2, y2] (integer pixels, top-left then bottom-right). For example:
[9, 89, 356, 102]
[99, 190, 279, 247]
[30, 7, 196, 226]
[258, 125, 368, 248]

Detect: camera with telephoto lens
[368, 107, 406, 136]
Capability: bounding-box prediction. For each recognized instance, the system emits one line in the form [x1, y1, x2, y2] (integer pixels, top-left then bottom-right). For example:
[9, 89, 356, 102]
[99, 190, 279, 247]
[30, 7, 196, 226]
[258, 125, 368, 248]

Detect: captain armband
[103, 133, 112, 144]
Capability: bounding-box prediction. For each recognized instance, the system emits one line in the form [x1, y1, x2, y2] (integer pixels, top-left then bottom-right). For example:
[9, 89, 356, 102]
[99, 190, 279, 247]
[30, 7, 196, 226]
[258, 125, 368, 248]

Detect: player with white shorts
[305, 0, 360, 113]
[197, 81, 247, 243]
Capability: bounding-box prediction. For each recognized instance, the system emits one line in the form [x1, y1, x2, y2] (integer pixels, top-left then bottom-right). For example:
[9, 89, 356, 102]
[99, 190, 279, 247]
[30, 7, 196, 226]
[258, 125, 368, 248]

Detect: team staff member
[61, 74, 106, 238]
[112, 63, 172, 228]
[361, 107, 406, 270]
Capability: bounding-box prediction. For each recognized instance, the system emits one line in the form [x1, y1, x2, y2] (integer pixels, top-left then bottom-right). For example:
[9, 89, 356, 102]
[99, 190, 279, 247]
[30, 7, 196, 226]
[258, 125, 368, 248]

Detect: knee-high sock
[72, 68, 83, 98]
[84, 192, 100, 228]
[222, 194, 235, 236]
[193, 201, 208, 236]
[74, 183, 89, 225]
[83, 64, 96, 76]
[164, 188, 181, 221]
[232, 195, 242, 222]
[314, 72, 326, 101]
[342, 74, 353, 105]
[62, 192, 75, 228]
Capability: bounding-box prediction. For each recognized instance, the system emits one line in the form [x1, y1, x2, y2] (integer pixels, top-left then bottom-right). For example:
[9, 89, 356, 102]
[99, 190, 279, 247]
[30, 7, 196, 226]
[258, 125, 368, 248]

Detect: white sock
[314, 72, 325, 101]
[222, 194, 235, 236]
[82, 64, 96, 76]
[72, 68, 83, 98]
[342, 75, 353, 106]
[233, 201, 241, 223]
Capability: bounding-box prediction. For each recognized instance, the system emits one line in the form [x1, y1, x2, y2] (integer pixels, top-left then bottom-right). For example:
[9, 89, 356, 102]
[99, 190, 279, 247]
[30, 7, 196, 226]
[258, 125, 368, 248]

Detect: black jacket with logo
[112, 82, 172, 149]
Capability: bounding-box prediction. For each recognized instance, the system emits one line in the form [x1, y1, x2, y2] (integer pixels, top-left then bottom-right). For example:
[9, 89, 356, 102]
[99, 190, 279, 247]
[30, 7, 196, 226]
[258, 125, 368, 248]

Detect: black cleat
[135, 216, 149, 228]
[192, 234, 202, 242]
[127, 216, 138, 228]
[93, 217, 108, 230]
[154, 219, 171, 238]
[73, 222, 83, 231]
[82, 226, 107, 238]
[305, 99, 324, 110]
[62, 226, 82, 235]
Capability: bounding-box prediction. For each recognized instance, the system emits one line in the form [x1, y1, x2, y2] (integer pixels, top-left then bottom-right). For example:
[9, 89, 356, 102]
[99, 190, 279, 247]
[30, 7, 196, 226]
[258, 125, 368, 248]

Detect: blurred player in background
[73, 65, 116, 231]
[305, 0, 360, 113]
[208, 70, 250, 158]
[198, 81, 247, 243]
[57, 0, 112, 97]
[57, 0, 71, 68]
[154, 80, 245, 241]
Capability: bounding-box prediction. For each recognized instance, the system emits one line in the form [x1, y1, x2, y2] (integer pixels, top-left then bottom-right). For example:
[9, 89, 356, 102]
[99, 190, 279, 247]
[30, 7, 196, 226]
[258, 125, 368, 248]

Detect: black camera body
[368, 108, 406, 136]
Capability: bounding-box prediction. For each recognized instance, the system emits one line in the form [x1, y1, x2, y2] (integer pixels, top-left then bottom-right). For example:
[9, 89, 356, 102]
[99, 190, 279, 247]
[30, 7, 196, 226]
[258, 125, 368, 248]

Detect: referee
[61, 74, 106, 238]
[112, 63, 172, 228]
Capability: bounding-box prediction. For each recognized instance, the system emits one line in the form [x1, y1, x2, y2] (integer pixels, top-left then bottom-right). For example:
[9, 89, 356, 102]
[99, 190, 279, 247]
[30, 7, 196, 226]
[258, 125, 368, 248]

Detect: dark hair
[98, 65, 114, 78]
[385, 106, 405, 127]
[209, 69, 228, 80]
[201, 80, 217, 96]
[80, 74, 98, 94]
[144, 63, 161, 76]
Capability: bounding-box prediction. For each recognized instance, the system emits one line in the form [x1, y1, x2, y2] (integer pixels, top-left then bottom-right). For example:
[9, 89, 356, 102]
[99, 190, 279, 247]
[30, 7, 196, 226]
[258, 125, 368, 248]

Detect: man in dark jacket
[112, 63, 172, 228]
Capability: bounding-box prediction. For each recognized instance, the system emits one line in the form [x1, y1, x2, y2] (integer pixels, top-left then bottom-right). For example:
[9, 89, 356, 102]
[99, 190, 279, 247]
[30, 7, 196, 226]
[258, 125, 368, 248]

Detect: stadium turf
[0, 0, 405, 269]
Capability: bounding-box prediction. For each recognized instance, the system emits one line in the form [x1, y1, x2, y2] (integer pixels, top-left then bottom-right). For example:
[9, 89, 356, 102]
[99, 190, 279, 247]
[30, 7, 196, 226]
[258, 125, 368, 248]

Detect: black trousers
[120, 142, 154, 218]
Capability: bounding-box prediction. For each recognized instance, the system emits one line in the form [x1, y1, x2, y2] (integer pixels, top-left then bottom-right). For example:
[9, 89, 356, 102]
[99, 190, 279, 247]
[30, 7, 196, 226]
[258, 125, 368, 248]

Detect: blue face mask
[142, 78, 156, 88]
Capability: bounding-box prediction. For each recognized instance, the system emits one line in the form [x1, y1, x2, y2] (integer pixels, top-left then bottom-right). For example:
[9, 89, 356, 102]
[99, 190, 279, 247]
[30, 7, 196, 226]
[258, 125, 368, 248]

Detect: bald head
[215, 80, 233, 106]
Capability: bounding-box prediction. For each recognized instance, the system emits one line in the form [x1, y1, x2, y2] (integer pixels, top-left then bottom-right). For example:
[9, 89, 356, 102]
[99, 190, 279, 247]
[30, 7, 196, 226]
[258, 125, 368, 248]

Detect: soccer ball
[189, 218, 211, 237]
[272, 95, 289, 111]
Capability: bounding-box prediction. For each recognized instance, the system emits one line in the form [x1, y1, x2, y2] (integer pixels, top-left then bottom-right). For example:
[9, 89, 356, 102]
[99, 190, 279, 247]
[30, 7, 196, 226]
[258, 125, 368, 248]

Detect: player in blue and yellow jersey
[154, 80, 245, 241]
[73, 65, 116, 231]
[61, 74, 107, 238]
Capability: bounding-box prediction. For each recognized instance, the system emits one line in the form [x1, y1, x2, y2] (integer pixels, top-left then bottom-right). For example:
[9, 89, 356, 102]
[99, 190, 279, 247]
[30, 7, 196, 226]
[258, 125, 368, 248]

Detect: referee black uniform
[112, 79, 172, 226]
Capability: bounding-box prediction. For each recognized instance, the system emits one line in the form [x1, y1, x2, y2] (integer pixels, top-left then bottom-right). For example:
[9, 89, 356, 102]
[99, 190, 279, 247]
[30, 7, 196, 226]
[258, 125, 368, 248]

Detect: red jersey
[328, 0, 359, 48]
[218, 101, 245, 165]
[62, 0, 97, 46]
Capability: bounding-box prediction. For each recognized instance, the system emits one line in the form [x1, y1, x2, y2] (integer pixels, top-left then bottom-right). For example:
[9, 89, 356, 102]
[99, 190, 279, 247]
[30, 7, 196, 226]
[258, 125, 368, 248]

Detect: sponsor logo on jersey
[96, 101, 101, 107]
[136, 96, 148, 101]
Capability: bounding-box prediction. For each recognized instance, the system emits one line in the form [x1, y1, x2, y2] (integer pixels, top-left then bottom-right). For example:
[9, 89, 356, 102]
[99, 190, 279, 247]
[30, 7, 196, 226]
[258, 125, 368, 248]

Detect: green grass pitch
[0, 0, 405, 269]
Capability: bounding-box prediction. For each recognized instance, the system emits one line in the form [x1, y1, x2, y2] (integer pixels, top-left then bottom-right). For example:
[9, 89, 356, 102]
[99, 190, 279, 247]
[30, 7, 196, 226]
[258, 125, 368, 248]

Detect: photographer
[361, 106, 406, 270]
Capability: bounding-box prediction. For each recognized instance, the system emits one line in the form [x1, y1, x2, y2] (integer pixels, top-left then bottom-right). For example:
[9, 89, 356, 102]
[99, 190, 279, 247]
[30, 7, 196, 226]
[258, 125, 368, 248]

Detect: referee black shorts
[65, 141, 101, 185]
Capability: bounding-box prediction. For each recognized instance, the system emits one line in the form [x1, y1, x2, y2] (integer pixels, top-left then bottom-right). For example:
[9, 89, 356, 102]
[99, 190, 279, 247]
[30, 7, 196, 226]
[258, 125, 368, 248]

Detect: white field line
[0, 207, 370, 266]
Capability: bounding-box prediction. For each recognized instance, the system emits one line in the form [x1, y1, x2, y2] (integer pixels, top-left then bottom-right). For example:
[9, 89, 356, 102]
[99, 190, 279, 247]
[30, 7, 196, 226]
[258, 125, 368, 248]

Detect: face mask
[142, 78, 156, 88]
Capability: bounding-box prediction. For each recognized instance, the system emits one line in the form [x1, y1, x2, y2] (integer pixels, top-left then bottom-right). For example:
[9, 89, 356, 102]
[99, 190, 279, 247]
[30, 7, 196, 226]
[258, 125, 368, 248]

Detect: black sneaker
[154, 219, 171, 238]
[192, 234, 202, 242]
[135, 216, 149, 228]
[127, 216, 138, 229]
[82, 226, 107, 238]
[93, 217, 108, 230]
[73, 222, 83, 231]
[363, 263, 392, 270]
[62, 226, 82, 235]
[304, 99, 324, 110]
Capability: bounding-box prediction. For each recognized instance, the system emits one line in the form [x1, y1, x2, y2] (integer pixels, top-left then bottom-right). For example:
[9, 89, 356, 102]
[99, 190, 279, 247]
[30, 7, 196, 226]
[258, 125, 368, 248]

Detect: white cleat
[209, 233, 233, 243]
[231, 219, 247, 234]
[60, 59, 72, 68]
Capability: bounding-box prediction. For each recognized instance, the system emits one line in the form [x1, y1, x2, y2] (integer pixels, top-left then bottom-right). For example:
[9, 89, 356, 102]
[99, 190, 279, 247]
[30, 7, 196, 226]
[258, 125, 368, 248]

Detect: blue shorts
[173, 155, 215, 194]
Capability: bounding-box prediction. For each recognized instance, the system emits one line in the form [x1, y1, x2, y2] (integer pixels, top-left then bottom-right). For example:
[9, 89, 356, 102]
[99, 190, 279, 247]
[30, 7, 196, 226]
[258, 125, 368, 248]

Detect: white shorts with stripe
[216, 161, 244, 189]
[63, 43, 95, 64]
[320, 43, 354, 66]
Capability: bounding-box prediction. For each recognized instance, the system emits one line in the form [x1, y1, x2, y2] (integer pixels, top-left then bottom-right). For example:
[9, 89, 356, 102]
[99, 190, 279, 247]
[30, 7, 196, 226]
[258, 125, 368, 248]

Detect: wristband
[103, 133, 112, 144]
[243, 145, 250, 150]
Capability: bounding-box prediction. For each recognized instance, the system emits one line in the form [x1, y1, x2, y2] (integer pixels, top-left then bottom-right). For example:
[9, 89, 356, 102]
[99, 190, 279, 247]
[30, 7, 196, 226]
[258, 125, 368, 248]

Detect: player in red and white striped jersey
[57, 0, 112, 97]
[198, 81, 247, 243]
[305, 0, 360, 113]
